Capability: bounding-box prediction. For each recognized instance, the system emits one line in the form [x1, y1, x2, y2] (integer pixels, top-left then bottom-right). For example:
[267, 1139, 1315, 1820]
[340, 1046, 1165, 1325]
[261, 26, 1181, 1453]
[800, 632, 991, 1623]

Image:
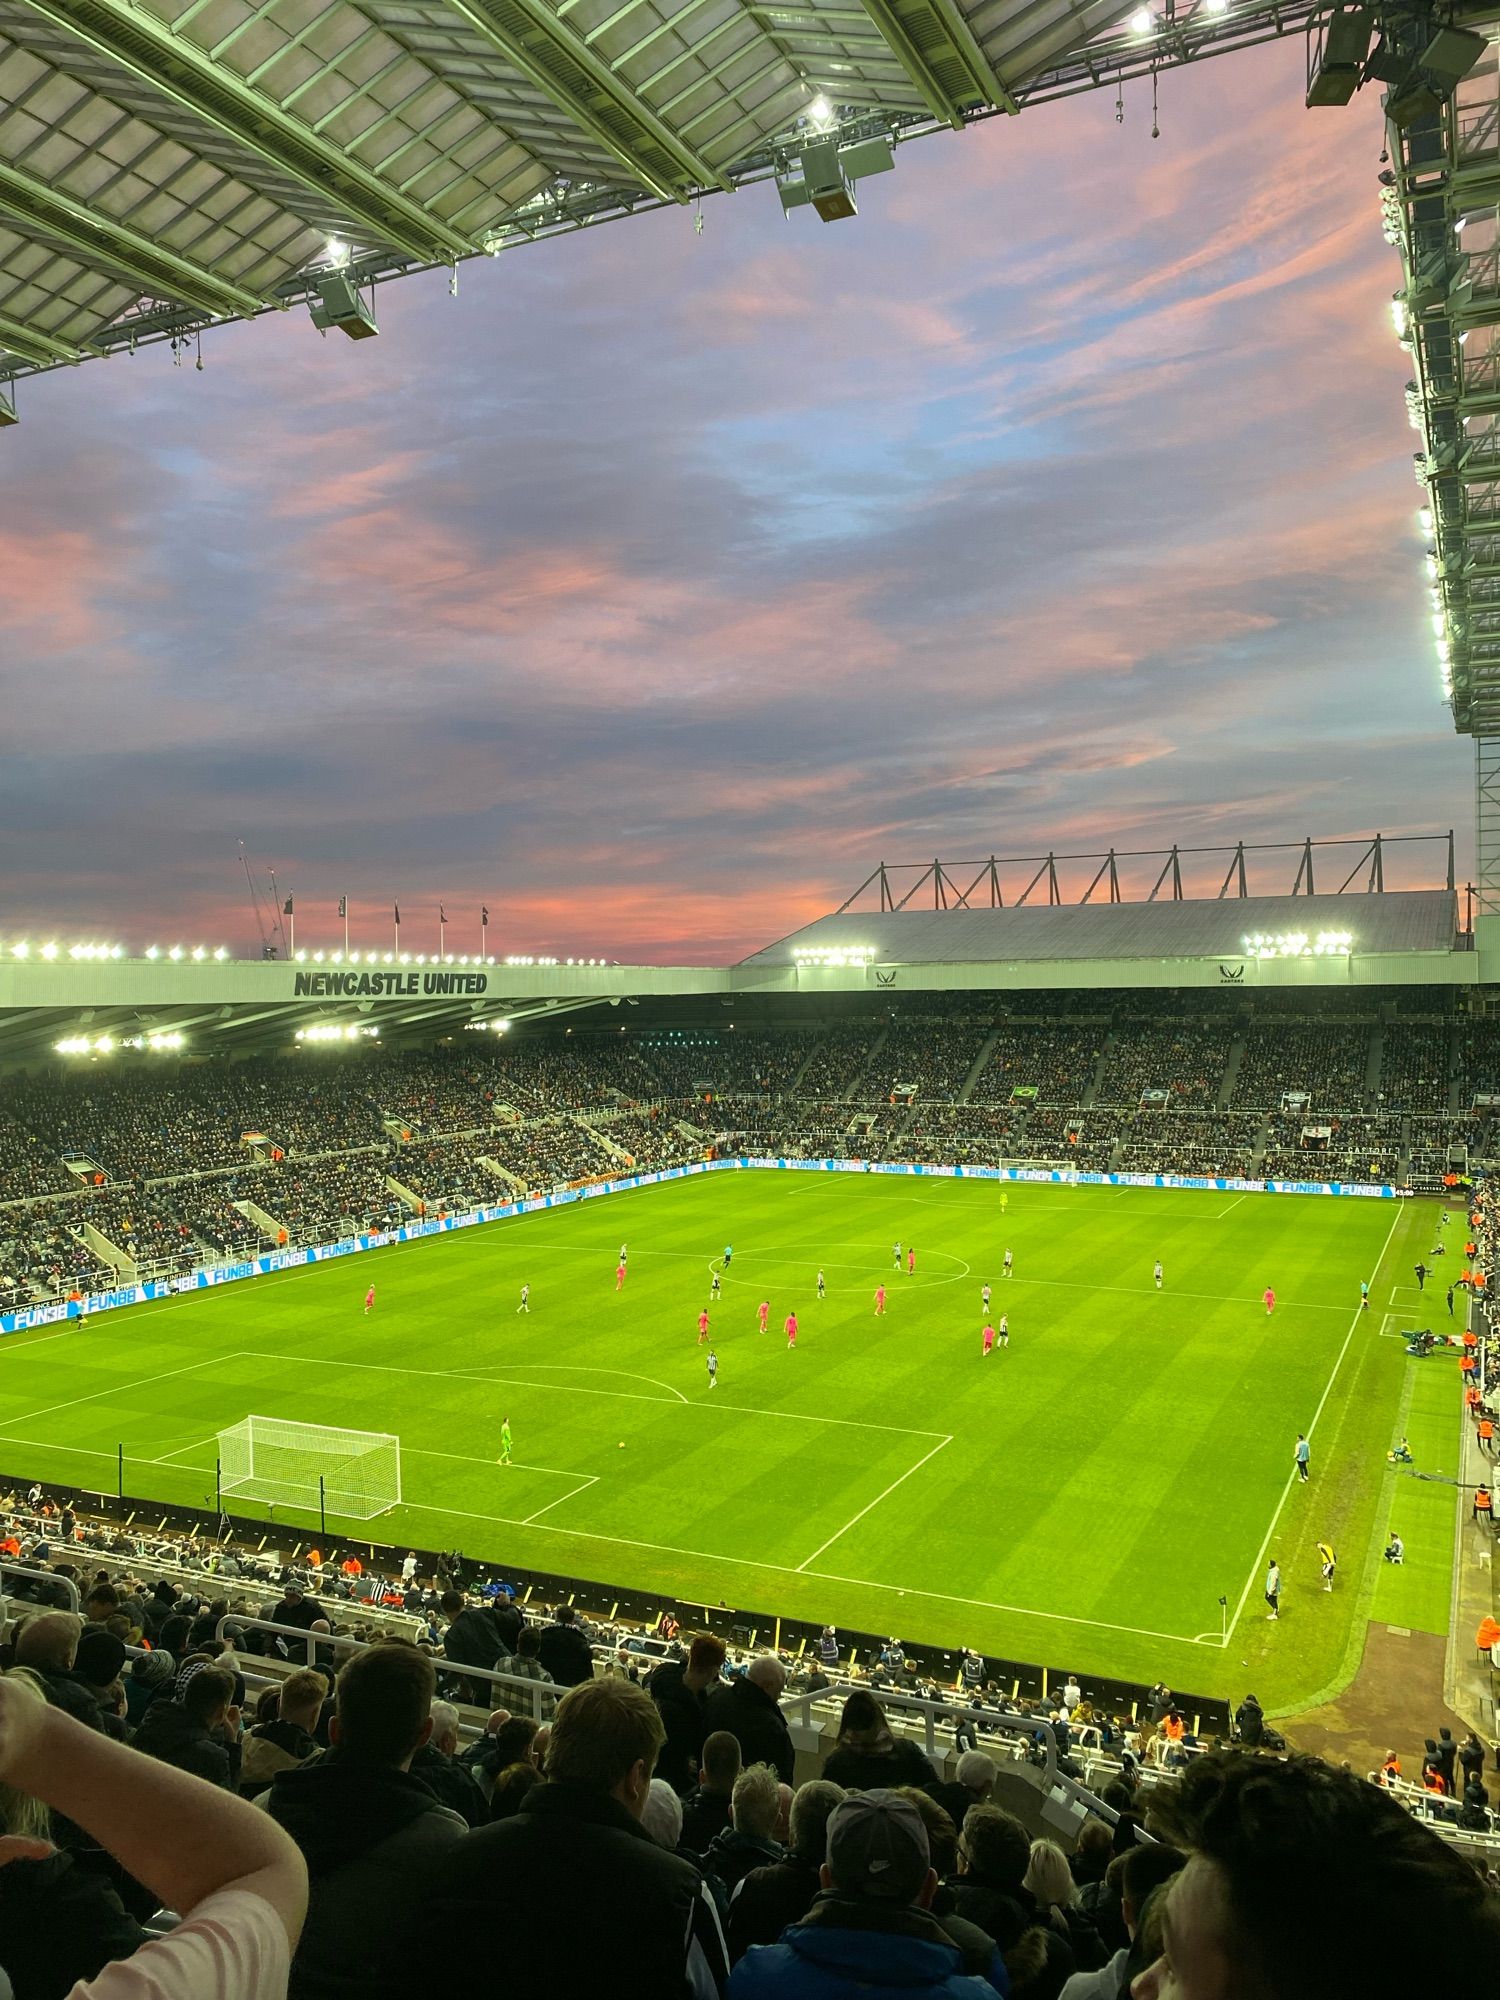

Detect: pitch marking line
[235, 1351, 949, 1440]
[469, 1363, 689, 1404]
[0, 1353, 231, 1434]
[796, 1436, 953, 1573]
[521, 1475, 601, 1527]
[1222, 1200, 1405, 1647]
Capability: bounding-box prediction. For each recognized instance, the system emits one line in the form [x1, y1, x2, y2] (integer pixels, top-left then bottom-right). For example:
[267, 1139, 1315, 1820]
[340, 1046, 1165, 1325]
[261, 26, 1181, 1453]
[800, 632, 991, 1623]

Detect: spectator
[425, 1675, 728, 1993]
[640, 1774, 689, 1854]
[729, 1787, 993, 1998]
[262, 1639, 467, 2000]
[240, 1669, 324, 1797]
[411, 1699, 488, 1828]
[682, 1729, 743, 1855]
[488, 1759, 542, 1820]
[536, 1603, 594, 1687]
[823, 1689, 940, 1795]
[649, 1631, 727, 1794]
[0, 1666, 149, 1996]
[703, 1762, 786, 1896]
[1068, 1819, 1113, 1891]
[14, 1612, 102, 1730]
[894, 1787, 1010, 1989]
[72, 1628, 131, 1741]
[1136, 1750, 1500, 1996]
[951, 1804, 1076, 1994]
[132, 1666, 240, 1790]
[1063, 1845, 1186, 2000]
[933, 1750, 997, 1833]
[1024, 1839, 1106, 1972]
[704, 1653, 795, 1785]
[729, 1778, 846, 1962]
[0, 1667, 307, 2000]
[438, 1588, 513, 1701]
[504, 1622, 553, 1683]
[1232, 1694, 1264, 1747]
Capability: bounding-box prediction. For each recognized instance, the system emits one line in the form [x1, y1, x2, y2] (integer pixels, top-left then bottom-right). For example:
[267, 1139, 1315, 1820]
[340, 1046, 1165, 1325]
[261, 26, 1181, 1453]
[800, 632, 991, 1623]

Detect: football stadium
[2, 1, 1500, 1994]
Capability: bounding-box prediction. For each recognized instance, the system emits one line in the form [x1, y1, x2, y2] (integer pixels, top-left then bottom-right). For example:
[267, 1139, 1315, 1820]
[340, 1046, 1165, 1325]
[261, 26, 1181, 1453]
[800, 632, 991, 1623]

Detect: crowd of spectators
[1093, 1023, 1233, 1110]
[0, 1202, 109, 1308]
[971, 1025, 1103, 1106]
[1232, 1020, 1371, 1111]
[863, 1022, 990, 1104]
[1, 1485, 1496, 2000]
[1376, 1022, 1453, 1113]
[793, 1028, 884, 1102]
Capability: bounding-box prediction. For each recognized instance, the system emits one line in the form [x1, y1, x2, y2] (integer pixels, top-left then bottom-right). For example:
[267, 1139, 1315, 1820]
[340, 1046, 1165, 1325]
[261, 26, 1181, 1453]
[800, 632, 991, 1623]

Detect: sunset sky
[0, 41, 1459, 964]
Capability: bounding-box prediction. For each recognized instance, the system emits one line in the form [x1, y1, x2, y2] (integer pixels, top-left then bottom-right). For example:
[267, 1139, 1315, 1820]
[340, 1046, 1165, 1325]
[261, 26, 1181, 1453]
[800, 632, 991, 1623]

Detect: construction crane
[239, 842, 288, 960]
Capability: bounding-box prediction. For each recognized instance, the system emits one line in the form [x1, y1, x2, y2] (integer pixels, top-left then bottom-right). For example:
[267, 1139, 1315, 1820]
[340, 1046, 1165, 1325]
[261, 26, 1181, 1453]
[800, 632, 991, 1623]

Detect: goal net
[217, 1415, 401, 1521]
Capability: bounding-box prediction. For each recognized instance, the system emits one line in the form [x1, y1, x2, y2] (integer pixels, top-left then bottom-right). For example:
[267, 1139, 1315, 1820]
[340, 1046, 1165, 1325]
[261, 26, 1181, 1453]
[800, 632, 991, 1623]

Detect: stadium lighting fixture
[793, 945, 877, 967]
[310, 270, 378, 341]
[1129, 8, 1154, 33]
[145, 1031, 185, 1051]
[168, 947, 184, 961]
[1389, 297, 1409, 339]
[9, 942, 25, 959]
[1242, 931, 1353, 959]
[293, 950, 306, 962]
[190, 947, 207, 961]
[1418, 508, 1434, 534]
[39, 942, 57, 960]
[213, 948, 228, 961]
[325, 237, 351, 269]
[806, 94, 834, 128]
[145, 946, 159, 960]
[296, 1022, 380, 1043]
[1202, 0, 1228, 11]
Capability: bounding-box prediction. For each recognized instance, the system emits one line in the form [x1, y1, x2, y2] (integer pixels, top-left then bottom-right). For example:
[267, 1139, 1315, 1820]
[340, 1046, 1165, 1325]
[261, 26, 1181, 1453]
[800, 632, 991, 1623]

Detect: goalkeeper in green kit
[498, 1416, 513, 1466]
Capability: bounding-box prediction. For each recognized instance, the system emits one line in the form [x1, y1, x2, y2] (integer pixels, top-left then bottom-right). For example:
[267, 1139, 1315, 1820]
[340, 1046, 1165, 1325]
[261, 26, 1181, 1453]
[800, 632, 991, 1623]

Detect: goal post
[217, 1415, 401, 1521]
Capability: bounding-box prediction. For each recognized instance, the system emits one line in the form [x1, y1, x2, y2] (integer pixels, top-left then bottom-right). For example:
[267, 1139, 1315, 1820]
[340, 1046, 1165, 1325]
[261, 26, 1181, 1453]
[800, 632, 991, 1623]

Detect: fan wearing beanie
[729, 1789, 995, 1998]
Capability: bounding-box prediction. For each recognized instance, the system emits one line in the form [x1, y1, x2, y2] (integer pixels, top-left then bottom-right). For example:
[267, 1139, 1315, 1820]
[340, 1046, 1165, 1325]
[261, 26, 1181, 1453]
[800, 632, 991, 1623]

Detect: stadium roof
[0, 0, 1333, 398]
[741, 887, 1464, 964]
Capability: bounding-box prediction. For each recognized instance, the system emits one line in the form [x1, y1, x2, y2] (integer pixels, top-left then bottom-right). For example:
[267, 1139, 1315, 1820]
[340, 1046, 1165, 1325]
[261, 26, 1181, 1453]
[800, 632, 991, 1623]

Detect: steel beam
[16, 0, 474, 260]
[924, 0, 1016, 112]
[0, 310, 83, 366]
[853, 0, 965, 126]
[0, 158, 267, 316]
[440, 0, 731, 197]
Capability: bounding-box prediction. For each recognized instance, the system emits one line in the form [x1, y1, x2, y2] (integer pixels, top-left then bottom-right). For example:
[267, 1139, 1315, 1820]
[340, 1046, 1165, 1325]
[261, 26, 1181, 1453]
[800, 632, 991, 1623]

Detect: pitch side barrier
[0, 1155, 1405, 1338]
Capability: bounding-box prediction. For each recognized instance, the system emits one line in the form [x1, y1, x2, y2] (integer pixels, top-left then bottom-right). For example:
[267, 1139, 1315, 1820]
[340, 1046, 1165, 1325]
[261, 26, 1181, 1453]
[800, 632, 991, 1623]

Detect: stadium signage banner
[0, 1154, 1401, 1339]
[292, 970, 490, 997]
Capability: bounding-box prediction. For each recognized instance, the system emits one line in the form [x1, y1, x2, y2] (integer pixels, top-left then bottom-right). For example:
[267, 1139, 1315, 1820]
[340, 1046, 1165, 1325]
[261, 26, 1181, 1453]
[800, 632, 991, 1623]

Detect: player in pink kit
[363, 1285, 375, 1315]
[615, 1261, 627, 1291]
[698, 1308, 711, 1344]
[1263, 1287, 1276, 1316]
[785, 1311, 798, 1349]
[982, 1323, 995, 1356]
[757, 1300, 770, 1333]
[907, 1247, 915, 1275]
[875, 1284, 886, 1316]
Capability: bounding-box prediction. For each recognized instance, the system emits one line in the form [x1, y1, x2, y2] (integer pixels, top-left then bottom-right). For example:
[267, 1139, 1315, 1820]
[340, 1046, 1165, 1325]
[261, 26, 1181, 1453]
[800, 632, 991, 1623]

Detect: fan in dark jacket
[702, 1762, 786, 1897]
[948, 1805, 1075, 1998]
[0, 1843, 147, 2000]
[649, 1633, 727, 1794]
[13, 1614, 104, 1732]
[438, 1590, 515, 1702]
[412, 1702, 489, 1828]
[703, 1655, 795, 1785]
[728, 1779, 846, 1962]
[681, 1729, 742, 1855]
[822, 1690, 941, 1797]
[1233, 1694, 1265, 1747]
[422, 1677, 728, 1996]
[132, 1667, 240, 1790]
[262, 1641, 467, 2000]
[536, 1604, 594, 1686]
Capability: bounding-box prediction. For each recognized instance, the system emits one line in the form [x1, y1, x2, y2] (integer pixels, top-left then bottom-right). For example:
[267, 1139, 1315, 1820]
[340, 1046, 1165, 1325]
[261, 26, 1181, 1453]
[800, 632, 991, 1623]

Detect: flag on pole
[481, 906, 489, 928]
[393, 903, 401, 926]
[338, 896, 347, 919]
[439, 905, 447, 925]
[282, 895, 294, 917]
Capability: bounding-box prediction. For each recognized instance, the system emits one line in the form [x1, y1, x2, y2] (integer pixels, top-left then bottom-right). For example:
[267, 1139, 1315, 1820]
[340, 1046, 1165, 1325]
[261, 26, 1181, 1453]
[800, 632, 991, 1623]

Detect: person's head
[554, 1604, 575, 1626]
[641, 1776, 685, 1850]
[530, 1723, 550, 1768]
[1073, 1816, 1113, 1876]
[544, 1676, 662, 1817]
[789, 1778, 846, 1863]
[73, 1628, 126, 1692]
[822, 1788, 936, 1909]
[893, 1786, 960, 1877]
[515, 1624, 542, 1660]
[960, 1803, 1030, 1891]
[84, 1582, 119, 1623]
[1024, 1837, 1077, 1911]
[489, 1760, 541, 1819]
[14, 1610, 80, 1674]
[429, 1699, 461, 1757]
[489, 1715, 537, 1769]
[835, 1688, 892, 1747]
[278, 1670, 325, 1730]
[438, 1590, 464, 1623]
[1107, 1843, 1187, 1936]
[956, 1748, 996, 1799]
[745, 1653, 786, 1700]
[329, 1640, 435, 1768]
[1135, 1751, 1500, 1999]
[700, 1728, 742, 1794]
[685, 1633, 727, 1689]
[731, 1762, 782, 1840]
[182, 1667, 235, 1730]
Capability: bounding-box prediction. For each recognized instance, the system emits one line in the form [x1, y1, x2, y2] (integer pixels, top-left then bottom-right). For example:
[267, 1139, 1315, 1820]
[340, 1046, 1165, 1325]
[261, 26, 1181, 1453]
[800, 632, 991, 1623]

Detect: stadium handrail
[216, 1614, 563, 1718]
[0, 1557, 80, 1610]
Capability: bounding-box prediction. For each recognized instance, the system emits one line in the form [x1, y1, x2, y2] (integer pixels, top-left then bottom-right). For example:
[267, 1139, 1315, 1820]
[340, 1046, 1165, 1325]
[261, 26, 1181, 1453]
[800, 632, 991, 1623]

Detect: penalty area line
[796, 1436, 953, 1573]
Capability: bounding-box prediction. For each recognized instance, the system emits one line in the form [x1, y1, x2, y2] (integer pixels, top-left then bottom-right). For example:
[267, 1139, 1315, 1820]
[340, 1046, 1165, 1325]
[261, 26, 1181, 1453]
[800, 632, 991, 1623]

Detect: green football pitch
[0, 1172, 1461, 1709]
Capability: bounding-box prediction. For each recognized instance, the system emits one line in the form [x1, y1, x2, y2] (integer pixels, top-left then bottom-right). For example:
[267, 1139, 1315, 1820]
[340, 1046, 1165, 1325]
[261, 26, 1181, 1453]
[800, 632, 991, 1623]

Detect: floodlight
[1305, 7, 1371, 107]
[40, 942, 57, 960]
[806, 94, 834, 128]
[168, 947, 184, 961]
[191, 946, 206, 961]
[213, 947, 228, 960]
[309, 271, 378, 341]
[145, 946, 159, 960]
[325, 236, 351, 269]
[1129, 8, 1154, 33]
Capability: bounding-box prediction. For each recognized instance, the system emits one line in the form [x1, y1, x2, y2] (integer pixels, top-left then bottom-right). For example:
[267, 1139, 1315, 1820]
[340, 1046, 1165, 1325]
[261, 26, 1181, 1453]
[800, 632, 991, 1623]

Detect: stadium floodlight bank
[217, 1416, 401, 1521]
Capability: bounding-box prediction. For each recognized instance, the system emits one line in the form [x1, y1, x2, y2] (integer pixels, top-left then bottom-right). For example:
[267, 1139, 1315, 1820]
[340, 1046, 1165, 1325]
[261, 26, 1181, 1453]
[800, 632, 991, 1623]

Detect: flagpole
[439, 909, 446, 962]
[287, 907, 295, 958]
[341, 897, 349, 958]
[480, 907, 488, 958]
[393, 904, 400, 954]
